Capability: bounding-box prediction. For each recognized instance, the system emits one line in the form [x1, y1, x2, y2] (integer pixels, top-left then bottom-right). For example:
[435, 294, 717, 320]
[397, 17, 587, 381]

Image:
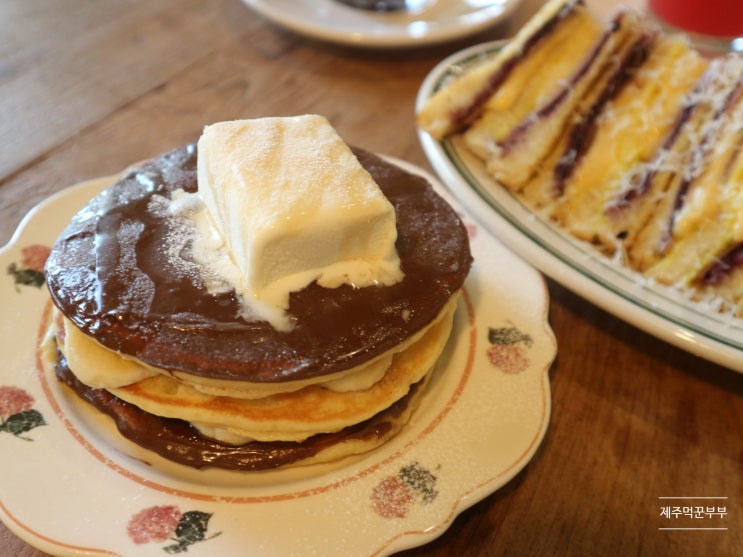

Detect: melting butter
[195, 115, 403, 331]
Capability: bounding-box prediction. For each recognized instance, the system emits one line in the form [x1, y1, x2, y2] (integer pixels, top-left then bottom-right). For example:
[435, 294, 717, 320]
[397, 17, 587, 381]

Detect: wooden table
[1, 1, 740, 555]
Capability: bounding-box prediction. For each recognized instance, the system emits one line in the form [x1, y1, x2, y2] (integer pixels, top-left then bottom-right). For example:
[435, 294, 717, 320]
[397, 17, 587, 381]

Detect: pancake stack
[418, 0, 743, 314]
[45, 116, 472, 471]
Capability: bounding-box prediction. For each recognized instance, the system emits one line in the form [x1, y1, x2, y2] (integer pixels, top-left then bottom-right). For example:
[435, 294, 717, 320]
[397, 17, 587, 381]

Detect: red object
[649, 0, 743, 37]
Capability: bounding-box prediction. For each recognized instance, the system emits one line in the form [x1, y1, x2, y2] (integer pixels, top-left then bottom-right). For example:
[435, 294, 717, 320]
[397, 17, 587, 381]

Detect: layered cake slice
[550, 32, 707, 249]
[460, 1, 605, 189]
[516, 8, 655, 208]
[624, 55, 743, 272]
[417, 0, 743, 316]
[463, 8, 657, 194]
[644, 79, 743, 288]
[416, 0, 589, 139]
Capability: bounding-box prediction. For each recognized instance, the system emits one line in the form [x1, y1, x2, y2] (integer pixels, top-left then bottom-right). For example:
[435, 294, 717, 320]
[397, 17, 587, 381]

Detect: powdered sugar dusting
[148, 188, 288, 328]
[115, 219, 155, 314]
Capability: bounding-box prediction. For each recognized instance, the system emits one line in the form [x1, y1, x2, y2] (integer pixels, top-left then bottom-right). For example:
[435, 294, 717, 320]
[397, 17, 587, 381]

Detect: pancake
[51, 346, 433, 471]
[45, 141, 473, 469]
[46, 146, 470, 383]
[51, 294, 457, 443]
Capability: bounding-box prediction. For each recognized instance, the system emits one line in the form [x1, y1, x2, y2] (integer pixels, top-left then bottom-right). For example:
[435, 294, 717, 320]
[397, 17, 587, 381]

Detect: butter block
[196, 115, 403, 329]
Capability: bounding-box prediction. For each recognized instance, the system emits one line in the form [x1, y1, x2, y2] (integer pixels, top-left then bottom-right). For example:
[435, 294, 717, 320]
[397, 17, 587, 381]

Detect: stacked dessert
[418, 0, 743, 313]
[45, 115, 472, 471]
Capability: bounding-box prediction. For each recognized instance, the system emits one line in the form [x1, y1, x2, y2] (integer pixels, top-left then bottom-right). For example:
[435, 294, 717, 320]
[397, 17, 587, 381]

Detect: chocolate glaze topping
[46, 146, 472, 383]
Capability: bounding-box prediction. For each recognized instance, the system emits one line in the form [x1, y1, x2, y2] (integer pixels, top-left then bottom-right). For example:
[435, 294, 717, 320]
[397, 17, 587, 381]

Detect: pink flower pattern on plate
[127, 505, 220, 553]
[371, 461, 439, 519]
[7, 244, 50, 289]
[486, 325, 533, 375]
[128, 506, 183, 545]
[0, 385, 34, 418]
[21, 244, 51, 273]
[0, 385, 46, 440]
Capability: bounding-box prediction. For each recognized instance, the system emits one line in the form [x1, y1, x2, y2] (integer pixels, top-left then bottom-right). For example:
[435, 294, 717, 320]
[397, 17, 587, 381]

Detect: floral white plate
[241, 0, 521, 49]
[0, 157, 554, 556]
[416, 40, 743, 374]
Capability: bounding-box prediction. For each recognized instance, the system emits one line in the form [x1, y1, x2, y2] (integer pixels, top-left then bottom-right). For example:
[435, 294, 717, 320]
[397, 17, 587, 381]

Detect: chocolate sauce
[45, 146, 472, 383]
[55, 350, 416, 471]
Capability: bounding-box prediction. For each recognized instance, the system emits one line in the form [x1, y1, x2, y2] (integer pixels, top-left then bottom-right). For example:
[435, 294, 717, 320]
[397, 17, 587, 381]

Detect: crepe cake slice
[549, 33, 708, 251]
[644, 80, 743, 293]
[698, 129, 743, 315]
[699, 240, 743, 317]
[651, 140, 743, 311]
[616, 56, 743, 272]
[416, 0, 587, 139]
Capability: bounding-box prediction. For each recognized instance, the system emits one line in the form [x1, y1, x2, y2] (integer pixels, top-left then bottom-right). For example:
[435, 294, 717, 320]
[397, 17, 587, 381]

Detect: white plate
[416, 40, 743, 374]
[241, 0, 521, 48]
[0, 158, 554, 557]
